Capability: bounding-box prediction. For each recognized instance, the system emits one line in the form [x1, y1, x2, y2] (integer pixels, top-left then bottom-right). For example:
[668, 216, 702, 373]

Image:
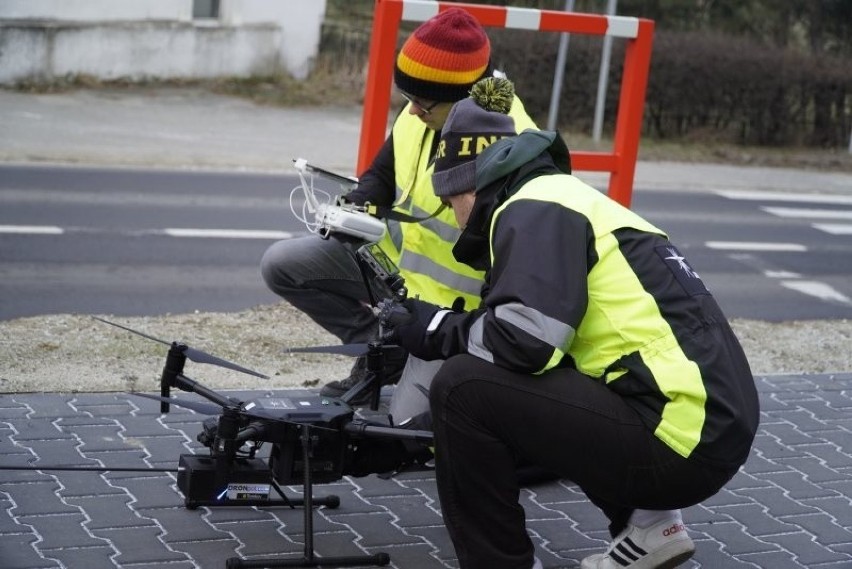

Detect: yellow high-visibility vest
[385, 97, 537, 308]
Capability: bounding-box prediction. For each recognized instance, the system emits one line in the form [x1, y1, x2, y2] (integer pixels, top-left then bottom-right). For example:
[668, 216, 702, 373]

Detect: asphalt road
[2, 163, 852, 322]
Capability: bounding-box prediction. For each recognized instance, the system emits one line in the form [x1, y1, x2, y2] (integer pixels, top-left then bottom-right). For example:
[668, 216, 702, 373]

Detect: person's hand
[380, 298, 444, 360]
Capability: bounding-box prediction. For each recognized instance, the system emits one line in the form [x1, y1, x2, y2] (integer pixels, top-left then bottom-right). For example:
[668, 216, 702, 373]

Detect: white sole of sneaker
[594, 538, 694, 569]
[649, 541, 694, 569]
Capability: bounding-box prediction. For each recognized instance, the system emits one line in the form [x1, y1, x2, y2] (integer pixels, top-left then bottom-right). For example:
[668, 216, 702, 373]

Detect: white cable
[288, 159, 387, 242]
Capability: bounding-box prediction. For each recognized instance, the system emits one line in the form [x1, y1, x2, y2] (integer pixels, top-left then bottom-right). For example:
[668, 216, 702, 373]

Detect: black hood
[476, 129, 571, 191]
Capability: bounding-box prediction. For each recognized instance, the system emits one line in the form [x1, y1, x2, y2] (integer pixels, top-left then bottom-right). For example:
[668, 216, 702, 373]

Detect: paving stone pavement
[1, 373, 851, 569]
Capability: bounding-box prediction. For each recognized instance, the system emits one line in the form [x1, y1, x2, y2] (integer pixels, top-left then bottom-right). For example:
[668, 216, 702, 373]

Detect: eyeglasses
[400, 91, 440, 116]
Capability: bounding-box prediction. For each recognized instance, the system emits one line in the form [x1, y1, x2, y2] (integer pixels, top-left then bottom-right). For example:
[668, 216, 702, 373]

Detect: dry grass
[2, 304, 850, 394]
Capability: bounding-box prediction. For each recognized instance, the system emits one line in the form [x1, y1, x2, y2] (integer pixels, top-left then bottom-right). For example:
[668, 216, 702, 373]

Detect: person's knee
[429, 355, 487, 414]
[261, 238, 322, 291]
[259, 240, 289, 288]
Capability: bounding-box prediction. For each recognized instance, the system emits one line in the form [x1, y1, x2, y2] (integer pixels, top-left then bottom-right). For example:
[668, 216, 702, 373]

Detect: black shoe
[343, 428, 434, 478]
[320, 356, 368, 398]
[319, 350, 406, 405]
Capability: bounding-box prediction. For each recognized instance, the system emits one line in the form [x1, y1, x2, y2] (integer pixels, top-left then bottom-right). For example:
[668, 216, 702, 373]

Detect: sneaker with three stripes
[580, 517, 695, 569]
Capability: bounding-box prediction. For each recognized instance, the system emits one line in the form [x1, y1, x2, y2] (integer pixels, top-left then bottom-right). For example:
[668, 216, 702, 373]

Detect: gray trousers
[260, 235, 439, 423]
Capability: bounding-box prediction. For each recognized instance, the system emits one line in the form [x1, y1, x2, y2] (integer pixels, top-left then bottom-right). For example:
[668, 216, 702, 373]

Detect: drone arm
[172, 373, 240, 409]
[344, 422, 434, 444]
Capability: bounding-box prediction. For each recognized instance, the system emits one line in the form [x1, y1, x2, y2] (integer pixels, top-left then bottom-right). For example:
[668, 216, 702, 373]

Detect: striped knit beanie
[394, 8, 491, 103]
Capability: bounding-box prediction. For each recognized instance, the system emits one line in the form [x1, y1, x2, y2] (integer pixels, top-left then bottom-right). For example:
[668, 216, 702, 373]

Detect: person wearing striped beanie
[260, 8, 537, 434]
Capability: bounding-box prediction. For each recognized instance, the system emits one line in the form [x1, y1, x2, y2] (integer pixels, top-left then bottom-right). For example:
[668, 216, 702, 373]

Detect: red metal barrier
[357, 0, 654, 208]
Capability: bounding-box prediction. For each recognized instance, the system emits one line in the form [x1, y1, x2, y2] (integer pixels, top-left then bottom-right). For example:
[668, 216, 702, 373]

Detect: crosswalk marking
[812, 223, 852, 235]
[716, 191, 852, 307]
[722, 191, 852, 238]
[781, 280, 852, 304]
[761, 206, 852, 219]
[761, 208, 852, 236]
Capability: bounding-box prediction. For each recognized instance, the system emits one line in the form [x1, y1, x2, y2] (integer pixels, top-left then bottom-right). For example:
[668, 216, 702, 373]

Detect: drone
[102, 311, 433, 569]
[3, 242, 431, 569]
[2, 310, 432, 569]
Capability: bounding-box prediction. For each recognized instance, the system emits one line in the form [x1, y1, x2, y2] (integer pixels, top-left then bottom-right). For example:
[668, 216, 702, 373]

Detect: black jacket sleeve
[422, 198, 593, 373]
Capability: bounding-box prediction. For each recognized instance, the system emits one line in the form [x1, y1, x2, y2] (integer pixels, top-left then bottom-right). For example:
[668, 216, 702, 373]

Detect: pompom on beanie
[394, 8, 491, 103]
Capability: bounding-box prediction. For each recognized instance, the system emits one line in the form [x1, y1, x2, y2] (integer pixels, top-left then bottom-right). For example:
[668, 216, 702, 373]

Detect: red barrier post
[357, 0, 403, 174]
[607, 18, 655, 207]
[357, 0, 654, 208]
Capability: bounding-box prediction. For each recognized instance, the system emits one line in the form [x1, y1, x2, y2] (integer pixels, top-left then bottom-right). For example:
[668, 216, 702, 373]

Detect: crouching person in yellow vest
[260, 9, 535, 425]
[381, 77, 760, 569]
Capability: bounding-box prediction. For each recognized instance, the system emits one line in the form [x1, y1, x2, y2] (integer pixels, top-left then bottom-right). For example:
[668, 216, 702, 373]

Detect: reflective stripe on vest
[390, 97, 537, 308]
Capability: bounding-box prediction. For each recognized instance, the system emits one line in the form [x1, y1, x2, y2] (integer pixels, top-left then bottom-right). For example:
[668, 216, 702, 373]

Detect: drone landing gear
[339, 341, 389, 411]
[227, 426, 390, 569]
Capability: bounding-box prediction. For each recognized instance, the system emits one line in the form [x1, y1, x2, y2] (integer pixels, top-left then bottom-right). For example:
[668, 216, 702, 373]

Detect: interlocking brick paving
[1, 374, 850, 568]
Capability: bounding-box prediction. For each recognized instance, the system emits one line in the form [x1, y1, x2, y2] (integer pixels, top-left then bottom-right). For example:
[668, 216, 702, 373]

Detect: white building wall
[0, 0, 192, 22]
[220, 0, 326, 79]
[0, 0, 326, 85]
[0, 26, 49, 81]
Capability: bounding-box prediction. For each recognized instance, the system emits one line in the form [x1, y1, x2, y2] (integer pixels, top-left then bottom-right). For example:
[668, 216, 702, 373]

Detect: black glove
[380, 297, 445, 360]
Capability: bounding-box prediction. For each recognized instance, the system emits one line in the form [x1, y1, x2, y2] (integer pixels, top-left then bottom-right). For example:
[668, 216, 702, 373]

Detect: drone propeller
[288, 343, 371, 357]
[288, 343, 403, 358]
[93, 316, 269, 379]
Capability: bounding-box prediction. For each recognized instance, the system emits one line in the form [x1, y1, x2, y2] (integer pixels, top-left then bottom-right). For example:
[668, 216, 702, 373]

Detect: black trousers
[429, 355, 740, 569]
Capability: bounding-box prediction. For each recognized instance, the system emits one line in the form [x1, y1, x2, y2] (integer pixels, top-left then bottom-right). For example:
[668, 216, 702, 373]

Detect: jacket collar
[451, 130, 571, 271]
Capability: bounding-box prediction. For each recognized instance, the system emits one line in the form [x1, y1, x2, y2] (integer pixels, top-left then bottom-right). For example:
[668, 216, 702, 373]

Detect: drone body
[74, 317, 431, 567]
[169, 393, 356, 508]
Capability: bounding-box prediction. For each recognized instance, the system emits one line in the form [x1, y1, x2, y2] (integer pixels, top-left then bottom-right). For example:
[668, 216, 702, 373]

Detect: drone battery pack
[178, 454, 271, 507]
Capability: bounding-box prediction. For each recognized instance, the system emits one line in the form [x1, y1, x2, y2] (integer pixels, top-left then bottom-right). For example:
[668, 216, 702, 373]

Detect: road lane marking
[718, 190, 852, 205]
[0, 225, 64, 234]
[764, 270, 801, 279]
[162, 228, 293, 239]
[0, 225, 292, 239]
[706, 241, 807, 252]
